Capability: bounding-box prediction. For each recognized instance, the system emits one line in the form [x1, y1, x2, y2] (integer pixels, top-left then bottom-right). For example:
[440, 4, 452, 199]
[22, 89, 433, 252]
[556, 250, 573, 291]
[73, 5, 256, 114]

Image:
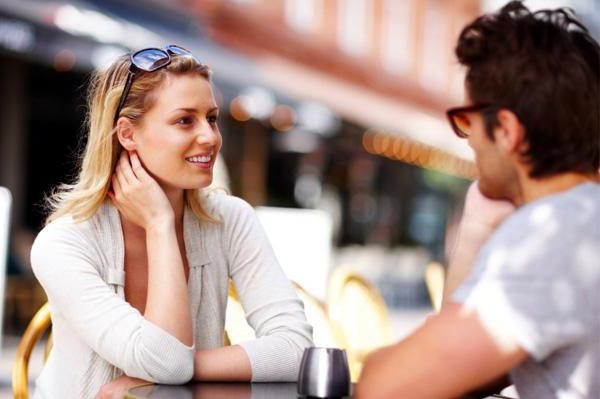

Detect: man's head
[449, 1, 599, 200]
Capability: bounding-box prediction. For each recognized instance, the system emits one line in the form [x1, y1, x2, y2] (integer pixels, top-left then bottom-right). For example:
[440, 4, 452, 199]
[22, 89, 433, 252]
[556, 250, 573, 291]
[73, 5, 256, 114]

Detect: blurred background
[0, 0, 598, 395]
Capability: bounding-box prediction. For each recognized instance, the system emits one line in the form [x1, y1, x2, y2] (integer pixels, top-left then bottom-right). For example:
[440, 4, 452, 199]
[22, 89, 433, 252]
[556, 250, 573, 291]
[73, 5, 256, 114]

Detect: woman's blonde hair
[45, 52, 216, 225]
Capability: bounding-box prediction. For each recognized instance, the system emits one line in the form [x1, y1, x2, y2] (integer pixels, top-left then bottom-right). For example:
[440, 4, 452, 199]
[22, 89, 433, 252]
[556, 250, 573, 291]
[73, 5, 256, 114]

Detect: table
[126, 382, 354, 399]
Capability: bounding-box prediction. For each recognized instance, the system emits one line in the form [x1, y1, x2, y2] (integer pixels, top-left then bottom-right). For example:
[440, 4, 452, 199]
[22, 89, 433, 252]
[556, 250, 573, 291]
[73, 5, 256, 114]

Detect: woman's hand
[109, 151, 174, 231]
[94, 375, 151, 399]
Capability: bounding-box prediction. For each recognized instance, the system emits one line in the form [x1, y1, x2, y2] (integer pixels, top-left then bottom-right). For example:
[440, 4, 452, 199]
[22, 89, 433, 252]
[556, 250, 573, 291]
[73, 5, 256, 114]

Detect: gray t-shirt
[453, 182, 600, 399]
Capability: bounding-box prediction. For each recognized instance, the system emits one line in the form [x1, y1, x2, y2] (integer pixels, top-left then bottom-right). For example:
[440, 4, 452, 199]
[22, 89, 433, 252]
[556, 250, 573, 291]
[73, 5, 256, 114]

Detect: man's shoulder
[493, 183, 599, 242]
[475, 183, 600, 278]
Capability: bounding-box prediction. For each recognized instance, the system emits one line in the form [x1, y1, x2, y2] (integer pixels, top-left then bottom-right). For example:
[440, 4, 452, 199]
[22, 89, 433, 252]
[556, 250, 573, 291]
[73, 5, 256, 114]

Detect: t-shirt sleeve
[216, 196, 314, 382]
[31, 220, 194, 384]
[452, 207, 589, 361]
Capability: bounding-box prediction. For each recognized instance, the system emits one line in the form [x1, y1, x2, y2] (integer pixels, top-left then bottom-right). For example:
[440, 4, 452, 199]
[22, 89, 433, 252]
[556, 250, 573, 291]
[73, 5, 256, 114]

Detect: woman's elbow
[127, 348, 194, 384]
[155, 356, 194, 385]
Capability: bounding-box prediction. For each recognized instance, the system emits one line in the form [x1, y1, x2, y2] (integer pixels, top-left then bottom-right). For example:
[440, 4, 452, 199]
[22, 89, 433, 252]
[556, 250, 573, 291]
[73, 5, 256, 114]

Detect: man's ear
[494, 110, 525, 156]
[116, 117, 137, 151]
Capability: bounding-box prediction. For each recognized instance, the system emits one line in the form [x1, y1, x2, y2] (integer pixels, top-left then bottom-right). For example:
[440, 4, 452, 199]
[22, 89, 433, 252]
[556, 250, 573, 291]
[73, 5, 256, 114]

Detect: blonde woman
[30, 45, 313, 399]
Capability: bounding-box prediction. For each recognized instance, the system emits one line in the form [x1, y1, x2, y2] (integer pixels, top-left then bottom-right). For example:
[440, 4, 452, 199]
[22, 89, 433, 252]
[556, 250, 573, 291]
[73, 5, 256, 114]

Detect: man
[356, 1, 599, 398]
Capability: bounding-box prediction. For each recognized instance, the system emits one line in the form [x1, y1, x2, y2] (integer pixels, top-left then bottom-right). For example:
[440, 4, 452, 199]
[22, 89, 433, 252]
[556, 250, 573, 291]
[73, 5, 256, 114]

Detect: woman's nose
[195, 124, 218, 145]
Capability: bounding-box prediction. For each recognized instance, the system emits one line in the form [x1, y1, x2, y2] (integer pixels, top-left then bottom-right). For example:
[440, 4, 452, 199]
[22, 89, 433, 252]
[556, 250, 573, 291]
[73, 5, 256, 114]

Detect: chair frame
[13, 302, 52, 399]
[327, 268, 391, 381]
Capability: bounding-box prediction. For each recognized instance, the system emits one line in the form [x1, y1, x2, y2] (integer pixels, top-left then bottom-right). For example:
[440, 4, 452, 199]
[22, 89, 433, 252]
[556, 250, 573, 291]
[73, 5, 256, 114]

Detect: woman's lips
[185, 153, 214, 170]
[186, 160, 213, 170]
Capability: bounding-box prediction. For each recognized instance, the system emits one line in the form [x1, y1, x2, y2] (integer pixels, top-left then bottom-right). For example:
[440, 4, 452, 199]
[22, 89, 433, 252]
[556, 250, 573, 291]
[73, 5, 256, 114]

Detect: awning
[0, 0, 262, 103]
[255, 55, 474, 162]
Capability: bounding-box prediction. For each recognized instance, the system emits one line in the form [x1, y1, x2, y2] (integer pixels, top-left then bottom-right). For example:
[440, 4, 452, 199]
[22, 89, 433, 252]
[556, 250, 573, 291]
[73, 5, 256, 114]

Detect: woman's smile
[185, 152, 215, 169]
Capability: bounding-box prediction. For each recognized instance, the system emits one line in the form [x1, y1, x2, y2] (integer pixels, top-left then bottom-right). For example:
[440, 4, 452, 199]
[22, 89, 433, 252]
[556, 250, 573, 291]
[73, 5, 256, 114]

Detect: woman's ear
[116, 117, 137, 151]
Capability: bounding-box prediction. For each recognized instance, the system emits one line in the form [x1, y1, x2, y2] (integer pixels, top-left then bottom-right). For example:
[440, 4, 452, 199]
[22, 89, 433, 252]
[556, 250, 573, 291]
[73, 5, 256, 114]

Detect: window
[338, 0, 371, 56]
[381, 0, 414, 75]
[285, 0, 322, 32]
[419, 1, 448, 92]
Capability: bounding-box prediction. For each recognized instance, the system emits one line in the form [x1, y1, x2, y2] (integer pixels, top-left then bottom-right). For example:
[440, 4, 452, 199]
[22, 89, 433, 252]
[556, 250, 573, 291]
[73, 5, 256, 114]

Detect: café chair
[224, 281, 256, 344]
[327, 267, 392, 381]
[291, 281, 341, 348]
[13, 302, 52, 399]
[225, 280, 341, 348]
[425, 261, 445, 312]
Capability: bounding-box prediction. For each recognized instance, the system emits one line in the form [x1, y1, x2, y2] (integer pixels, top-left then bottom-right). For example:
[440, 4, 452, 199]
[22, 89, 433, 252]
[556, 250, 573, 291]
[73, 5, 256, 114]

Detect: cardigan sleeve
[217, 196, 314, 382]
[30, 219, 194, 384]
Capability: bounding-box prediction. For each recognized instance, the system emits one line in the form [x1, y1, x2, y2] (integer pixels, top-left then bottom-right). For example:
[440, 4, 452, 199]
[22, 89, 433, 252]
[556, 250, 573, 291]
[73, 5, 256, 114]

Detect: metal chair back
[13, 302, 52, 399]
[327, 267, 392, 381]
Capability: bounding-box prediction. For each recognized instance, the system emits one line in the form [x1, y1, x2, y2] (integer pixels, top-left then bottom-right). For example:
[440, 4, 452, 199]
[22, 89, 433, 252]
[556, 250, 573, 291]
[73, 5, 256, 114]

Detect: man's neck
[515, 171, 596, 206]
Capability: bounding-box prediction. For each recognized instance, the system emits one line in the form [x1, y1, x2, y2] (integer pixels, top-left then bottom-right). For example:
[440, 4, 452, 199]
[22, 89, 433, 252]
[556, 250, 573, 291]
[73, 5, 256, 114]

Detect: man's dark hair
[456, 0, 600, 178]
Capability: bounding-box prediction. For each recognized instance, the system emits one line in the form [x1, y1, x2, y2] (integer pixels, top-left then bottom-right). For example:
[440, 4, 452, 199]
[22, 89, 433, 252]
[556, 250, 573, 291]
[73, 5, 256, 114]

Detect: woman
[30, 45, 313, 399]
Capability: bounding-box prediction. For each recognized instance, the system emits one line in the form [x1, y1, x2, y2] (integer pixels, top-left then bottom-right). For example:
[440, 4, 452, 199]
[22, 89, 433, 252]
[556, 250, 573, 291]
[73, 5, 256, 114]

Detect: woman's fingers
[109, 150, 173, 229]
[118, 151, 137, 184]
[109, 176, 122, 210]
[115, 162, 129, 193]
[111, 174, 121, 195]
[128, 151, 150, 182]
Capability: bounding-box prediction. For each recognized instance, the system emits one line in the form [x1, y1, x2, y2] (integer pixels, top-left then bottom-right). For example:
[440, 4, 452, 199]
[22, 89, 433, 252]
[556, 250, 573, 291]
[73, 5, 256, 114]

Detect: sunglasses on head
[446, 103, 498, 138]
[113, 44, 199, 126]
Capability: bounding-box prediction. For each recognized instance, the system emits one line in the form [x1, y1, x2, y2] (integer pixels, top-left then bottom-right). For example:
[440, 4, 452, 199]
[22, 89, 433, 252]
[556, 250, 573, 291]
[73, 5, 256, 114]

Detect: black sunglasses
[446, 103, 498, 138]
[113, 44, 198, 126]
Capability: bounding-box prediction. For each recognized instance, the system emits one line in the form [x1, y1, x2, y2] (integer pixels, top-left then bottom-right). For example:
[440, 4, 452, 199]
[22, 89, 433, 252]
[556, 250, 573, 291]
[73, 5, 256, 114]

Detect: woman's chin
[158, 176, 213, 192]
[184, 176, 213, 190]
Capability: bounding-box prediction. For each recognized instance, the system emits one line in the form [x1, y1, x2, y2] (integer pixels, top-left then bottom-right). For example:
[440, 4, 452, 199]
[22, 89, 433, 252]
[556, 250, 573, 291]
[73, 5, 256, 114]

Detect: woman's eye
[208, 115, 218, 125]
[176, 116, 194, 126]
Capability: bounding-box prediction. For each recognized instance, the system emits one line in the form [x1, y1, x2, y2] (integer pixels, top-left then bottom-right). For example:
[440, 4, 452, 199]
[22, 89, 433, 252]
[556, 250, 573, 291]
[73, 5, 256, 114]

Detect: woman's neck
[164, 187, 185, 228]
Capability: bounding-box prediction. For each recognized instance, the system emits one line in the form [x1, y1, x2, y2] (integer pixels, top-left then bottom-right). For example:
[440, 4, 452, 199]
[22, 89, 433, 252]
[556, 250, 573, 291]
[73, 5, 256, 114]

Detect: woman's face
[132, 74, 221, 190]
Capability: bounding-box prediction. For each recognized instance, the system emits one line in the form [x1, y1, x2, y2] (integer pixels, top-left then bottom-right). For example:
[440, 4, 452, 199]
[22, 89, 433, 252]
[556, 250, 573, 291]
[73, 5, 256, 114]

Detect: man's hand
[443, 182, 515, 304]
[94, 375, 151, 399]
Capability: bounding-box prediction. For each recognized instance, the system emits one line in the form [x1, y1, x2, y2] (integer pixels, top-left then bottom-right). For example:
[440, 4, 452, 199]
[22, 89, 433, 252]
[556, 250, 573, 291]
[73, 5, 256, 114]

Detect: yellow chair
[224, 281, 256, 345]
[291, 282, 341, 348]
[327, 268, 392, 382]
[13, 302, 52, 399]
[425, 262, 445, 312]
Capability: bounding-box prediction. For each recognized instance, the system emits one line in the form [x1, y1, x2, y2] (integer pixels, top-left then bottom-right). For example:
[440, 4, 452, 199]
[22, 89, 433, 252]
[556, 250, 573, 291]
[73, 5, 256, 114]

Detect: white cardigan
[31, 194, 313, 399]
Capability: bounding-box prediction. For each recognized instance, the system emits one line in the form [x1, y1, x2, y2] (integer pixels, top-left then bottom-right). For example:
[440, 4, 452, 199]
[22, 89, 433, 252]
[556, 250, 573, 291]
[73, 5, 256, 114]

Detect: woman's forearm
[194, 345, 252, 381]
[144, 220, 193, 346]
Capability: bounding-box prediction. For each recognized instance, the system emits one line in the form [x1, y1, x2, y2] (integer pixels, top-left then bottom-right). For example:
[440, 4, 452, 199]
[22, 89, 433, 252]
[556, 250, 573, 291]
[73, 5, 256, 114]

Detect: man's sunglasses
[113, 44, 198, 126]
[446, 103, 497, 138]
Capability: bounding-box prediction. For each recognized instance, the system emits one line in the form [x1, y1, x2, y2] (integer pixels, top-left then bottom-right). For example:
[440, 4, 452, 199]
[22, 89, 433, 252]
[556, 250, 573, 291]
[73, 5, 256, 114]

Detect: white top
[31, 194, 313, 399]
[454, 183, 600, 399]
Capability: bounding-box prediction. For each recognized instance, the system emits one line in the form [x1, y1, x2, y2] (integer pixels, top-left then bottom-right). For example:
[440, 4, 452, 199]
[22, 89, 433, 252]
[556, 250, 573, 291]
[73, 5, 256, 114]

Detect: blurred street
[1, 0, 598, 396]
